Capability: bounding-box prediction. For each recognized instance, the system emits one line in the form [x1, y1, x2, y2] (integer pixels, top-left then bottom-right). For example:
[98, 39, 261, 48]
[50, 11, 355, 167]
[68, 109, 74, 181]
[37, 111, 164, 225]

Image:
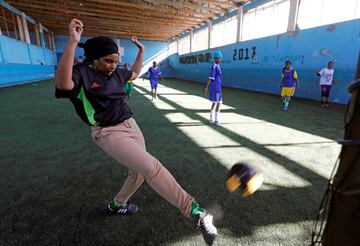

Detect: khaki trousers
[91, 118, 193, 216]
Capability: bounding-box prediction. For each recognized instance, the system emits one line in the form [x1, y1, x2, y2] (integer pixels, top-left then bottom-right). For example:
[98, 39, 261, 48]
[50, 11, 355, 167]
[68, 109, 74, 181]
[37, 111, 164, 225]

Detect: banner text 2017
[233, 47, 256, 61]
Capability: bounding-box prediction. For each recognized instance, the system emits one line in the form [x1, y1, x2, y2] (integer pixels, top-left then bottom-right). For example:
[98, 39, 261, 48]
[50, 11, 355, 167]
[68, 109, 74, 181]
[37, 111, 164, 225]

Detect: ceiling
[7, 0, 253, 41]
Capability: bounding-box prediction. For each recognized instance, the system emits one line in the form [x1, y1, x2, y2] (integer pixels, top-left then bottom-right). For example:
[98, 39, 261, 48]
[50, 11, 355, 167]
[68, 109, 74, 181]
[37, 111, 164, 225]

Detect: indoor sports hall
[1, 0, 359, 245]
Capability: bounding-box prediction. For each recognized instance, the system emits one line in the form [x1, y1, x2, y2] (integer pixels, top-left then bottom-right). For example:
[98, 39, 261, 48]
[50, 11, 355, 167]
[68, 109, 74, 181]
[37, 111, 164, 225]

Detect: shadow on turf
[158, 79, 346, 141]
[128, 85, 330, 242]
[0, 80, 335, 245]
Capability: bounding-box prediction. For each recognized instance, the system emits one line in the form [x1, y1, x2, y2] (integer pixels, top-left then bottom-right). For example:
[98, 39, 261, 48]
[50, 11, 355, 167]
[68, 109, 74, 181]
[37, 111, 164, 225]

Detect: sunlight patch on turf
[197, 112, 340, 179]
[138, 81, 188, 95]
[168, 220, 313, 246]
[165, 112, 311, 188]
[133, 85, 177, 110]
[251, 220, 313, 245]
[138, 82, 339, 182]
[138, 83, 234, 111]
[211, 221, 313, 246]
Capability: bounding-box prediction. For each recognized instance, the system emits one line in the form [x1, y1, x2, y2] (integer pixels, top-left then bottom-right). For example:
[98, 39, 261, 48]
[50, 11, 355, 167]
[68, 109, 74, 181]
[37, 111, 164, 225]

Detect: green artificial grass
[0, 79, 345, 245]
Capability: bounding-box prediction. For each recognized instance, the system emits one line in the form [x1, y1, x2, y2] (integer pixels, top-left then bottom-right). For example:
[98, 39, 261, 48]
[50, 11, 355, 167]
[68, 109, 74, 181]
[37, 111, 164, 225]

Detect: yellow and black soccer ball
[226, 163, 264, 196]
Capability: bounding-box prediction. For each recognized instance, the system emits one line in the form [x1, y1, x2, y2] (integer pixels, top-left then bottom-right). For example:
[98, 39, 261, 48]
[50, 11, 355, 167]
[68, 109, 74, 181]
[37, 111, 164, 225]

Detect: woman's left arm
[294, 70, 299, 89]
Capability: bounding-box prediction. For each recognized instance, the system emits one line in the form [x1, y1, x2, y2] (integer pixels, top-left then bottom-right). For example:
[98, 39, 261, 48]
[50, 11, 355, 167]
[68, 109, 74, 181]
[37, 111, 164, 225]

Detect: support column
[51, 32, 56, 51]
[39, 23, 47, 64]
[167, 41, 169, 56]
[176, 36, 179, 54]
[39, 24, 46, 49]
[287, 0, 300, 32]
[16, 15, 25, 42]
[208, 21, 213, 49]
[21, 13, 30, 44]
[190, 30, 194, 53]
[0, 40, 5, 63]
[236, 6, 244, 42]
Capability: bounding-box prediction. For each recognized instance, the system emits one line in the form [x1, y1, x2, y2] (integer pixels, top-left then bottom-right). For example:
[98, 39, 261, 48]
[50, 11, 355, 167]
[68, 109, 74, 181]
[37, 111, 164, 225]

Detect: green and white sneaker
[196, 211, 218, 246]
[106, 200, 139, 215]
[190, 200, 218, 245]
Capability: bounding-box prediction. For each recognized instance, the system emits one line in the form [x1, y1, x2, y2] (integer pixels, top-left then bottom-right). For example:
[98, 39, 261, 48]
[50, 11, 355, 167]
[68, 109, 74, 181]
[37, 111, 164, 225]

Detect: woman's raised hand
[131, 36, 144, 50]
[69, 18, 84, 43]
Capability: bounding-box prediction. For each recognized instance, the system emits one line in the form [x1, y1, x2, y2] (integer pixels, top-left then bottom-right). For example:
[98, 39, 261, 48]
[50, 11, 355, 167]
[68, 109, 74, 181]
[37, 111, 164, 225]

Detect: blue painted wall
[55, 35, 167, 66]
[0, 35, 57, 87]
[161, 19, 360, 104]
[0, 64, 54, 86]
[0, 1, 57, 87]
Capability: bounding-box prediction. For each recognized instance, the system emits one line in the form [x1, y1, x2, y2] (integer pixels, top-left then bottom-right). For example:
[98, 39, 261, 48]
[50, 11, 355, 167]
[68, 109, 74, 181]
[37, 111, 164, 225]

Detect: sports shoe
[106, 201, 139, 215]
[196, 211, 218, 246]
[209, 119, 215, 124]
[214, 120, 221, 126]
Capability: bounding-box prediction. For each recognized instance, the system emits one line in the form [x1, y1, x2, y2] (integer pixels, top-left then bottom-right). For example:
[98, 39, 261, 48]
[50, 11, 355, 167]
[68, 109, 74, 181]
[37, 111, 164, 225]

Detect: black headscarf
[78, 37, 118, 61]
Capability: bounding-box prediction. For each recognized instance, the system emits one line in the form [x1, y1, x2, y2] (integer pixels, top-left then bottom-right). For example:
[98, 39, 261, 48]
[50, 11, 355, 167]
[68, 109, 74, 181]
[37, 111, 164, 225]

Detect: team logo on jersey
[91, 82, 101, 89]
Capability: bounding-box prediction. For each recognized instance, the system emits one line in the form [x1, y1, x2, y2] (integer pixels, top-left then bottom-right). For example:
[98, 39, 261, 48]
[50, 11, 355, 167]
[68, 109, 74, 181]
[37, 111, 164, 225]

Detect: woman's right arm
[55, 19, 83, 91]
[203, 79, 212, 95]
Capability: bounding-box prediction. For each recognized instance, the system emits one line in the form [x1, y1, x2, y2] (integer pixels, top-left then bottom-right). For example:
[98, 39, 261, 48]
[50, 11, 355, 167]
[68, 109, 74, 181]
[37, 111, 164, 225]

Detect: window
[0, 5, 21, 40]
[242, 0, 290, 41]
[168, 40, 177, 55]
[273, 0, 291, 34]
[242, 8, 256, 41]
[321, 0, 358, 25]
[43, 29, 54, 50]
[192, 27, 209, 52]
[297, 0, 324, 29]
[298, 0, 360, 29]
[28, 21, 41, 47]
[211, 16, 237, 48]
[178, 34, 190, 55]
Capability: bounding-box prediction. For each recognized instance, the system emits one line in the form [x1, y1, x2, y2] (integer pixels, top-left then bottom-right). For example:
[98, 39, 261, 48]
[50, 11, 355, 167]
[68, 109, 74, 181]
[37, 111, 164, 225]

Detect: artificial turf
[0, 79, 345, 245]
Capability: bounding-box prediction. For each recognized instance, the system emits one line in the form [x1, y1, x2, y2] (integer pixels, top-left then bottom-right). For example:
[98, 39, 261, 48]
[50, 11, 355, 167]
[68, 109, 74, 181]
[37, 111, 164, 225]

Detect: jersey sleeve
[55, 65, 83, 98]
[209, 65, 216, 80]
[293, 70, 298, 80]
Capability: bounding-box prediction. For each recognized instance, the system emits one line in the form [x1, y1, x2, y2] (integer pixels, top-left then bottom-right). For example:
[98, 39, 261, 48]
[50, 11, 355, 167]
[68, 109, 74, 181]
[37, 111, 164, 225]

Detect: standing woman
[144, 61, 163, 100]
[204, 51, 223, 126]
[55, 19, 217, 246]
[280, 60, 299, 111]
[316, 61, 336, 107]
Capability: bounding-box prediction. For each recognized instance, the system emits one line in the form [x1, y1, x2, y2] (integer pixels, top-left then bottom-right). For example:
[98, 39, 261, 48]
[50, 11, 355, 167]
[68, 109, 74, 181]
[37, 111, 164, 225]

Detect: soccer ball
[226, 163, 264, 196]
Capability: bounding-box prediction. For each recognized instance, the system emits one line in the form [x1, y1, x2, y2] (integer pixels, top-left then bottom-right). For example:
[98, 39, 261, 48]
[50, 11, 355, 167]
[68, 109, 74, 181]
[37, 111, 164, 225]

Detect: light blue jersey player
[204, 51, 222, 126]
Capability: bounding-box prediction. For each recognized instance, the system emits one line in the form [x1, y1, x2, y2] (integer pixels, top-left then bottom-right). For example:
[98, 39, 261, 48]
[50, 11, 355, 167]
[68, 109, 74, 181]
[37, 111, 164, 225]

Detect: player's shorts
[321, 85, 332, 97]
[281, 87, 295, 97]
[150, 79, 158, 90]
[209, 90, 222, 103]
